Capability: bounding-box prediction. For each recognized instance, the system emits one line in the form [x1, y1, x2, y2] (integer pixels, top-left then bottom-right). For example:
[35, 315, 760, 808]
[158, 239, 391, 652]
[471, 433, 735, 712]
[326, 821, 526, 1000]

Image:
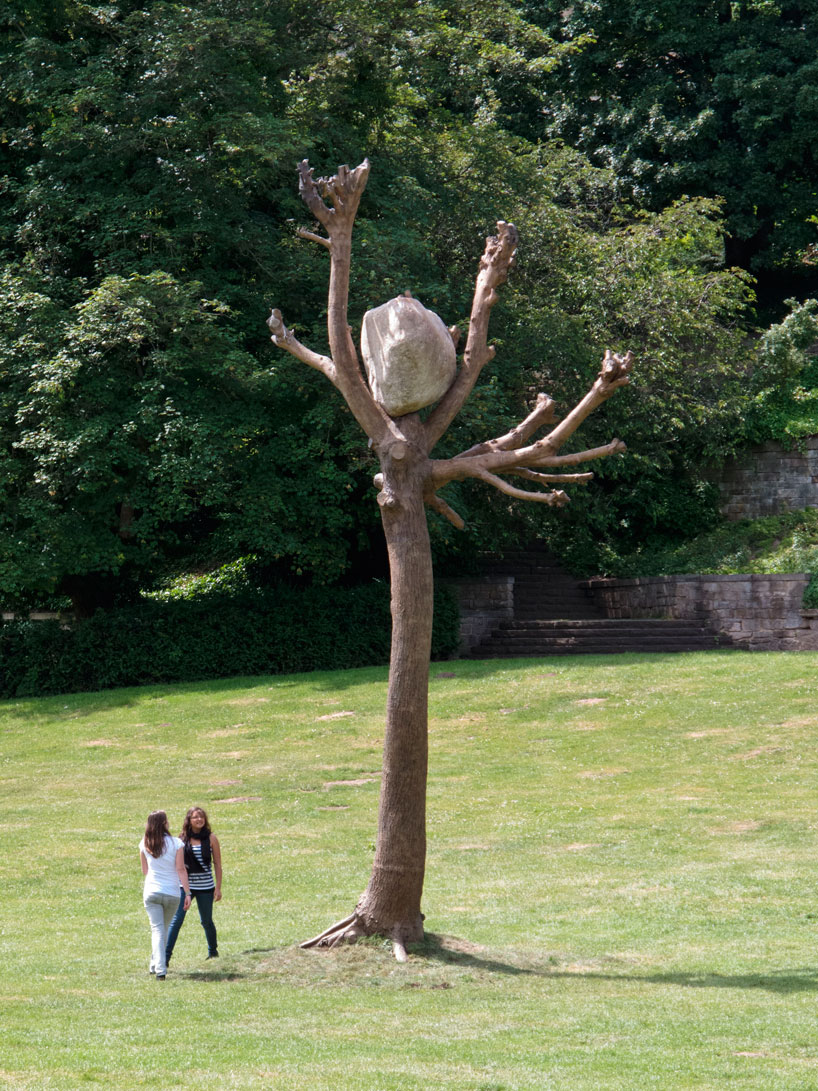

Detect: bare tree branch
[289, 159, 394, 445]
[542, 350, 633, 454]
[457, 392, 557, 458]
[429, 350, 632, 489]
[430, 437, 626, 490]
[474, 468, 570, 507]
[266, 309, 337, 383]
[423, 491, 465, 530]
[520, 439, 627, 468]
[296, 227, 331, 250]
[425, 221, 519, 450]
[508, 468, 594, 485]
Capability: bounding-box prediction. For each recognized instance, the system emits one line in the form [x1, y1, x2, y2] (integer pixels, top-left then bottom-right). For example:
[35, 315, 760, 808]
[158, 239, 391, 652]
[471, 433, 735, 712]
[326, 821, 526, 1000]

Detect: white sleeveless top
[140, 835, 183, 896]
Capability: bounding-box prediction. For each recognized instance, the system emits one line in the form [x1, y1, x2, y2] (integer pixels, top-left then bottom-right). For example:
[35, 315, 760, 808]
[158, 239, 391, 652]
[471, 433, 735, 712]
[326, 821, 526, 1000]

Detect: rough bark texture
[268, 159, 632, 959]
[355, 418, 432, 943]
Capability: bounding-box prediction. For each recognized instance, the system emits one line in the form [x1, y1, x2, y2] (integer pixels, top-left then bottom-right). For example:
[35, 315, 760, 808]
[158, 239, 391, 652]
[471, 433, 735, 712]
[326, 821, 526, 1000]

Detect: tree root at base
[300, 913, 413, 961]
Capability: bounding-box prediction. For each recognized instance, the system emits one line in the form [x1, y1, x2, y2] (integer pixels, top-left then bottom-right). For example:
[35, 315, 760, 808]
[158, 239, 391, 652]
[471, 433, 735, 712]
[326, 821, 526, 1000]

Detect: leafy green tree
[0, 0, 766, 600]
[540, 0, 818, 295]
[0, 271, 267, 614]
[743, 298, 818, 444]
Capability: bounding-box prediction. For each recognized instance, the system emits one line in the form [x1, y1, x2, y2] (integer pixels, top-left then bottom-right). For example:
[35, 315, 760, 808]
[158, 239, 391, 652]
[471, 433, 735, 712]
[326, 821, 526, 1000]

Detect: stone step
[486, 624, 715, 637]
[495, 619, 709, 631]
[482, 637, 719, 650]
[469, 617, 726, 658]
[469, 544, 727, 657]
[474, 642, 723, 657]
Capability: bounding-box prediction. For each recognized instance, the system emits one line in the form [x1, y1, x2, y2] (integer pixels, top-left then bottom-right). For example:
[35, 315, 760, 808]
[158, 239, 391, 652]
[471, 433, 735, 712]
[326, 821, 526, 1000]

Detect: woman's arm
[175, 847, 192, 910]
[140, 850, 148, 876]
[211, 835, 223, 901]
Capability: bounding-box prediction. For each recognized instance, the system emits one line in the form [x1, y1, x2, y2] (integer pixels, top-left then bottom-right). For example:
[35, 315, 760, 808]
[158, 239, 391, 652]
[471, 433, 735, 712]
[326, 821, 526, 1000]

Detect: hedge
[0, 582, 461, 699]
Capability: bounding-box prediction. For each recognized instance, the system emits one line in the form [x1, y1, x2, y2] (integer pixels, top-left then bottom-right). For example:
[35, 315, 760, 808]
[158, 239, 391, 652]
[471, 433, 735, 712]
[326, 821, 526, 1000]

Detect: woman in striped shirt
[165, 805, 222, 965]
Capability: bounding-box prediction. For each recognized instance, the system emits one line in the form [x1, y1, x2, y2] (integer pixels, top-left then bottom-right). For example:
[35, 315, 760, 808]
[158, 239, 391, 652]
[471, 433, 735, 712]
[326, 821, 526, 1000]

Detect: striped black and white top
[188, 843, 215, 892]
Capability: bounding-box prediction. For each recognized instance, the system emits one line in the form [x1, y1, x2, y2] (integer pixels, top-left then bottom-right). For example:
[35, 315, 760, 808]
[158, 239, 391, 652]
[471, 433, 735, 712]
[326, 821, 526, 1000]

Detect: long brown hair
[180, 805, 212, 843]
[143, 810, 170, 858]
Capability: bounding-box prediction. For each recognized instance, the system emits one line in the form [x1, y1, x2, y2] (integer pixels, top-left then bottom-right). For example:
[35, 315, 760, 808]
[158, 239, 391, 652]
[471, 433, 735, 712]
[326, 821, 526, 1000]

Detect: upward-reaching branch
[425, 221, 519, 451]
[297, 160, 388, 440]
[425, 351, 632, 521]
[268, 160, 395, 445]
[457, 393, 557, 458]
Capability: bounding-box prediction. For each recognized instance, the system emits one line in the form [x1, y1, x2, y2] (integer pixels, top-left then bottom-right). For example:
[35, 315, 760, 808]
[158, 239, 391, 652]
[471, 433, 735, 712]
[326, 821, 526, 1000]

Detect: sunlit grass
[2, 651, 818, 1089]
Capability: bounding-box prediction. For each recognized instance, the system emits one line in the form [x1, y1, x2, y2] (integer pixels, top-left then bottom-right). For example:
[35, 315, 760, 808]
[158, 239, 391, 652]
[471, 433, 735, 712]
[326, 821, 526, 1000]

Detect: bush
[0, 582, 461, 699]
[600, 509, 818, 579]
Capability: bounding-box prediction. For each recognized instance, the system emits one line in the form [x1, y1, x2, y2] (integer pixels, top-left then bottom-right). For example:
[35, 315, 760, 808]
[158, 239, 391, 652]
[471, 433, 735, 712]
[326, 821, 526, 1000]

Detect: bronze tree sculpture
[268, 160, 632, 960]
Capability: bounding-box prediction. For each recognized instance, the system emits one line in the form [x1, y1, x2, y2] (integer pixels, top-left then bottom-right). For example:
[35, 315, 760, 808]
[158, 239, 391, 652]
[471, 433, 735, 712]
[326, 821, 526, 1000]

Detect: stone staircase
[469, 548, 726, 658]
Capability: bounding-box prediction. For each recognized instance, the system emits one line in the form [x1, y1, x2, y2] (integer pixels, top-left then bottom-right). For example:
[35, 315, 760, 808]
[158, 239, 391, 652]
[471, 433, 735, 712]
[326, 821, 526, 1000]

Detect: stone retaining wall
[583, 573, 818, 651]
[714, 435, 818, 520]
[444, 575, 514, 655]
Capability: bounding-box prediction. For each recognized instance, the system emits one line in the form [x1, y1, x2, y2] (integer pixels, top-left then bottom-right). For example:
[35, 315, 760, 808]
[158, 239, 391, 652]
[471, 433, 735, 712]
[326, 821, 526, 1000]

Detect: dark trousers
[165, 888, 218, 961]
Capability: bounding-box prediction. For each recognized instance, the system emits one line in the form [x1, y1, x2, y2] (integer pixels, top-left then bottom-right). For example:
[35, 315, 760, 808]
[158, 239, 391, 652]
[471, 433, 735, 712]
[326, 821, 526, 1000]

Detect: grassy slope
[606, 508, 818, 580]
[2, 652, 818, 1090]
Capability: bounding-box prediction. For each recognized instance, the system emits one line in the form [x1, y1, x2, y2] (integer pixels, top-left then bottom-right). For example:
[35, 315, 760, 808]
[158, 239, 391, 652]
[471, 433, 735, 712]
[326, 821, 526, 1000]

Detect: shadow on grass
[177, 969, 246, 982]
[416, 934, 818, 994]
[306, 648, 759, 694]
[3, 645, 760, 709]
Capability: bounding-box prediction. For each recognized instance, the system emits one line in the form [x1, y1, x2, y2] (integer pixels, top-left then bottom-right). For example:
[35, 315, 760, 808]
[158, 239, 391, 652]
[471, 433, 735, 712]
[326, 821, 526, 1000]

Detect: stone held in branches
[267, 157, 633, 961]
[361, 295, 457, 417]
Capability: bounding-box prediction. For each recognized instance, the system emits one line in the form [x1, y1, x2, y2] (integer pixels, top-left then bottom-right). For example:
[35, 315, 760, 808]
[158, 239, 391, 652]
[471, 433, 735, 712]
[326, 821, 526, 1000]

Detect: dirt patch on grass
[207, 727, 250, 737]
[212, 795, 262, 804]
[322, 775, 380, 789]
[578, 768, 628, 779]
[318, 805, 349, 811]
[731, 745, 785, 761]
[435, 934, 487, 956]
[686, 728, 731, 738]
[561, 842, 603, 852]
[316, 711, 355, 721]
[778, 716, 818, 729]
[711, 819, 763, 835]
[576, 697, 607, 706]
[223, 697, 269, 706]
[82, 739, 116, 747]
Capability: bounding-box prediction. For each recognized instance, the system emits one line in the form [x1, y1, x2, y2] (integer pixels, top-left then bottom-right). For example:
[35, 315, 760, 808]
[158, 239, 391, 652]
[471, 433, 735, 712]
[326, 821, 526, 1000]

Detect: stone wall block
[712, 435, 818, 520]
[587, 573, 814, 650]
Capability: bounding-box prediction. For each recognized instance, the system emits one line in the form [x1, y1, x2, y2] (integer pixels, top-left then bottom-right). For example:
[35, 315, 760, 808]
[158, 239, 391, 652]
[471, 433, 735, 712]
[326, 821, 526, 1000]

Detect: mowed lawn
[2, 650, 818, 1090]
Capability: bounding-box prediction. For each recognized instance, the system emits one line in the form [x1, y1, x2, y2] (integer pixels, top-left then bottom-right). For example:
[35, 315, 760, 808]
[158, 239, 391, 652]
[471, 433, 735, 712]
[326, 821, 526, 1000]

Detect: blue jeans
[165, 888, 218, 962]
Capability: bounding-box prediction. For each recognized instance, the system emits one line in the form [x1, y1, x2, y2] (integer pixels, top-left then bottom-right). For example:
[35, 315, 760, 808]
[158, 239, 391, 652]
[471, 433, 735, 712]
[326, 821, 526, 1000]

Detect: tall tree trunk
[279, 161, 631, 960]
[355, 419, 432, 945]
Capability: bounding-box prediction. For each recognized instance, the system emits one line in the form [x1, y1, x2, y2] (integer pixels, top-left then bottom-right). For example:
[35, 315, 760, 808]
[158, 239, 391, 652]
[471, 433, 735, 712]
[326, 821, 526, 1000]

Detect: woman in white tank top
[139, 810, 191, 979]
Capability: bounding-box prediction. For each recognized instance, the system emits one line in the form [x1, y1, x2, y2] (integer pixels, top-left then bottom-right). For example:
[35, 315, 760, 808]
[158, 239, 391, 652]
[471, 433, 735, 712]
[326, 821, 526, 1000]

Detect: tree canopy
[540, 0, 818, 299]
[1, 0, 810, 603]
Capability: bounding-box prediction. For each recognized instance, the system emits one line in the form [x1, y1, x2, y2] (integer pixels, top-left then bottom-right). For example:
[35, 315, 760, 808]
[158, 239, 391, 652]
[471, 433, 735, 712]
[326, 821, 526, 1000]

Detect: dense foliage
[541, 0, 818, 297]
[0, 582, 461, 698]
[1, 0, 815, 608]
[598, 507, 818, 578]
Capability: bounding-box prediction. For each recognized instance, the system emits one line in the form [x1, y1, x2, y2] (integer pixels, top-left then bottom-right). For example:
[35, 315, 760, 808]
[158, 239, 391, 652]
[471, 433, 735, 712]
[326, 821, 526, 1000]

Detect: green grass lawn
[2, 650, 818, 1090]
